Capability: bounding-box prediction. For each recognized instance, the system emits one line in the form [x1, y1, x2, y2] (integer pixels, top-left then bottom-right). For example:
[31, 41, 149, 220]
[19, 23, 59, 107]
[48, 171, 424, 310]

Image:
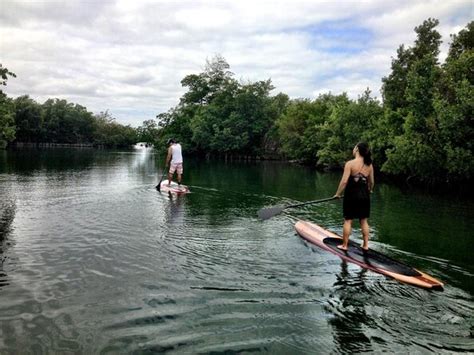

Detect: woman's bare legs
[337, 219, 352, 251]
[360, 218, 369, 250]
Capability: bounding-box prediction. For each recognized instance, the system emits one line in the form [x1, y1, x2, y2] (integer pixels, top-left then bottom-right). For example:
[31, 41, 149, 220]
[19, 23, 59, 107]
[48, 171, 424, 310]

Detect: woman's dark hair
[356, 142, 372, 165]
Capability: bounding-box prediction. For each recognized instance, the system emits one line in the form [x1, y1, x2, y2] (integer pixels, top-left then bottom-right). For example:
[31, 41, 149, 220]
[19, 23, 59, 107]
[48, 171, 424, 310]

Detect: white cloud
[0, 0, 471, 126]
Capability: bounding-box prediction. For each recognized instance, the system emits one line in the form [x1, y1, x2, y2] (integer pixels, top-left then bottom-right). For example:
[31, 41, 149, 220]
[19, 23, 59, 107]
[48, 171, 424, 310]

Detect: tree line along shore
[0, 19, 472, 186]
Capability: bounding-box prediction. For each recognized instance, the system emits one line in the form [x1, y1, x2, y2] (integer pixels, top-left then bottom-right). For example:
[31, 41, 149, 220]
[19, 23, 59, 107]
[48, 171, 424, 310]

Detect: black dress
[343, 172, 370, 220]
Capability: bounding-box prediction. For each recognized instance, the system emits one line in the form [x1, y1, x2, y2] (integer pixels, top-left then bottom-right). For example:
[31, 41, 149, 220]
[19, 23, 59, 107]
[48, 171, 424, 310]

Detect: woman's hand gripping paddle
[257, 196, 338, 220]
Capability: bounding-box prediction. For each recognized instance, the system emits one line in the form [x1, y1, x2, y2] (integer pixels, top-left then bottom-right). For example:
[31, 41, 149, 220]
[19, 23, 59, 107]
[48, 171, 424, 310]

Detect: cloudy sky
[1, 0, 472, 126]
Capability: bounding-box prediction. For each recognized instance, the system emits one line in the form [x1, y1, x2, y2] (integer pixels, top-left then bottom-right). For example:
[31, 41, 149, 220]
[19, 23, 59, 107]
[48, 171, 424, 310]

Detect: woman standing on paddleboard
[334, 142, 374, 251]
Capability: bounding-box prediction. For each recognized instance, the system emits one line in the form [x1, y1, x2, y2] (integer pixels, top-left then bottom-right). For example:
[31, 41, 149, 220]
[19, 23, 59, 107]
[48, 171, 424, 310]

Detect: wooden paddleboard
[157, 180, 190, 194]
[295, 220, 443, 290]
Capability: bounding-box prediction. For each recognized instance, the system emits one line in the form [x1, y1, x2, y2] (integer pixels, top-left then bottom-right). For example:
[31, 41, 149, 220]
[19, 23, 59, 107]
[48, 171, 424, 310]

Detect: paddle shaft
[284, 196, 338, 209]
[258, 196, 339, 220]
[156, 167, 168, 191]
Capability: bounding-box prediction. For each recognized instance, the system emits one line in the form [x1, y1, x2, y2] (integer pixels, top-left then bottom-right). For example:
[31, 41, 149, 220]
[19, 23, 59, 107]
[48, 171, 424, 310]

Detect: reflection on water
[0, 149, 472, 353]
[0, 200, 15, 289]
[0, 200, 15, 242]
[328, 263, 373, 353]
[0, 166, 16, 289]
[0, 148, 96, 174]
[164, 194, 186, 226]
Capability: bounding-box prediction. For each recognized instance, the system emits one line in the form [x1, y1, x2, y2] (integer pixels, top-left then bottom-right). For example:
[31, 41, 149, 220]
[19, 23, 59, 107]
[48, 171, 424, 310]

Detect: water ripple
[0, 153, 472, 354]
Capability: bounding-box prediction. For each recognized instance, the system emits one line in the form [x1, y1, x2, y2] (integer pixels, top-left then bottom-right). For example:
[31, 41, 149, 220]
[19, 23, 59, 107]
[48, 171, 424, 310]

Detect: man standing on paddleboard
[165, 138, 184, 187]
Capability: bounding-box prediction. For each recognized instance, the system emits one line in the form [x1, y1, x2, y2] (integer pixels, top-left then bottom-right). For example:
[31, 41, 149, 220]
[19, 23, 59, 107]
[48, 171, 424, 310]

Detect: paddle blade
[257, 206, 285, 220]
[157, 169, 167, 191]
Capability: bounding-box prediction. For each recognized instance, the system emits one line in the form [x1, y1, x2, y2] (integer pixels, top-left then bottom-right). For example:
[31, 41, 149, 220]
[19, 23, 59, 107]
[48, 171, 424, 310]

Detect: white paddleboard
[158, 180, 190, 194]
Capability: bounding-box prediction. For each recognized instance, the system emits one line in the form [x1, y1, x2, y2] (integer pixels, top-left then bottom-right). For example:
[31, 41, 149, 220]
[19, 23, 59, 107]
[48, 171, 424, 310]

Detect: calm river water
[0, 149, 472, 354]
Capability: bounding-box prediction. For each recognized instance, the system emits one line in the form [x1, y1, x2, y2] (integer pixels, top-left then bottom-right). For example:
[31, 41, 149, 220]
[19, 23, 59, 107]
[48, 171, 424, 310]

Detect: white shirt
[170, 143, 183, 164]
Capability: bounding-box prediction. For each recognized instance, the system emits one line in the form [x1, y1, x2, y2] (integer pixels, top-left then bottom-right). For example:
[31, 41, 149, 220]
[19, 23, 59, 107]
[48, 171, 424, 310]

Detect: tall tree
[93, 111, 138, 148]
[382, 19, 445, 181]
[14, 95, 43, 143]
[277, 93, 351, 164]
[380, 18, 443, 169]
[180, 55, 235, 107]
[0, 94, 15, 149]
[41, 99, 95, 143]
[0, 64, 16, 148]
[381, 44, 413, 113]
[159, 55, 279, 156]
[0, 64, 16, 87]
[434, 21, 474, 180]
[137, 119, 160, 145]
[317, 90, 382, 168]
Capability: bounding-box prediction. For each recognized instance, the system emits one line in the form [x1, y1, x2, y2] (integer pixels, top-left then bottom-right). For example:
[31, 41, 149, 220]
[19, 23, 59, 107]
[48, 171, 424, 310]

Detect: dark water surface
[0, 149, 472, 354]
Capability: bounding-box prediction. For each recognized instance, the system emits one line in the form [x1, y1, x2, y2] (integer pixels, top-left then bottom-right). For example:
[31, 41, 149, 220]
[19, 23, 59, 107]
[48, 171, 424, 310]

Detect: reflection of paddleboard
[158, 180, 190, 194]
[295, 220, 443, 290]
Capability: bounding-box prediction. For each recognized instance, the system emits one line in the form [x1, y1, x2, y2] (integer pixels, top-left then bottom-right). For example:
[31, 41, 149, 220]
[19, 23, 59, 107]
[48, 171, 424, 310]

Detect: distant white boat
[133, 142, 154, 150]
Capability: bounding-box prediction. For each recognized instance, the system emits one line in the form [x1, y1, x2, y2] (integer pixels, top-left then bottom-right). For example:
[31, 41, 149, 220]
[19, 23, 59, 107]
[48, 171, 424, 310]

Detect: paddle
[258, 196, 338, 220]
[155, 168, 167, 191]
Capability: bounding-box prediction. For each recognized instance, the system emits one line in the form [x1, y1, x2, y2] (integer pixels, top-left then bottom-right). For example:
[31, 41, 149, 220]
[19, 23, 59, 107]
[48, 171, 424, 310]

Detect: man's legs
[168, 163, 178, 186]
[176, 163, 183, 185]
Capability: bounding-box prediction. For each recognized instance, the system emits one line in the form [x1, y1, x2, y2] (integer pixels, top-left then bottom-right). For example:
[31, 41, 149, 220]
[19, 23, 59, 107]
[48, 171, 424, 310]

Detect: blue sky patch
[296, 20, 374, 54]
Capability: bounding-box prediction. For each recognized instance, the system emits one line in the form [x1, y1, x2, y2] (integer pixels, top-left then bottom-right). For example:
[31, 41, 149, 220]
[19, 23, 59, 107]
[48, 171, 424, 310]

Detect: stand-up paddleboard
[158, 180, 190, 194]
[295, 220, 443, 290]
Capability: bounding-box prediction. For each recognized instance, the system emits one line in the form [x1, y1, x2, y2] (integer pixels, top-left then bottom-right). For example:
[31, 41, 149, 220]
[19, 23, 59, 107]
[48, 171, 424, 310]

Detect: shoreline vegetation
[13, 142, 97, 148]
[1, 19, 472, 188]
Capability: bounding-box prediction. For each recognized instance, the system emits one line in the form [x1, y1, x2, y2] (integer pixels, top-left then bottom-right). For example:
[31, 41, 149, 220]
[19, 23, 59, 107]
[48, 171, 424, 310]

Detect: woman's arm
[334, 161, 351, 198]
[368, 165, 375, 192]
